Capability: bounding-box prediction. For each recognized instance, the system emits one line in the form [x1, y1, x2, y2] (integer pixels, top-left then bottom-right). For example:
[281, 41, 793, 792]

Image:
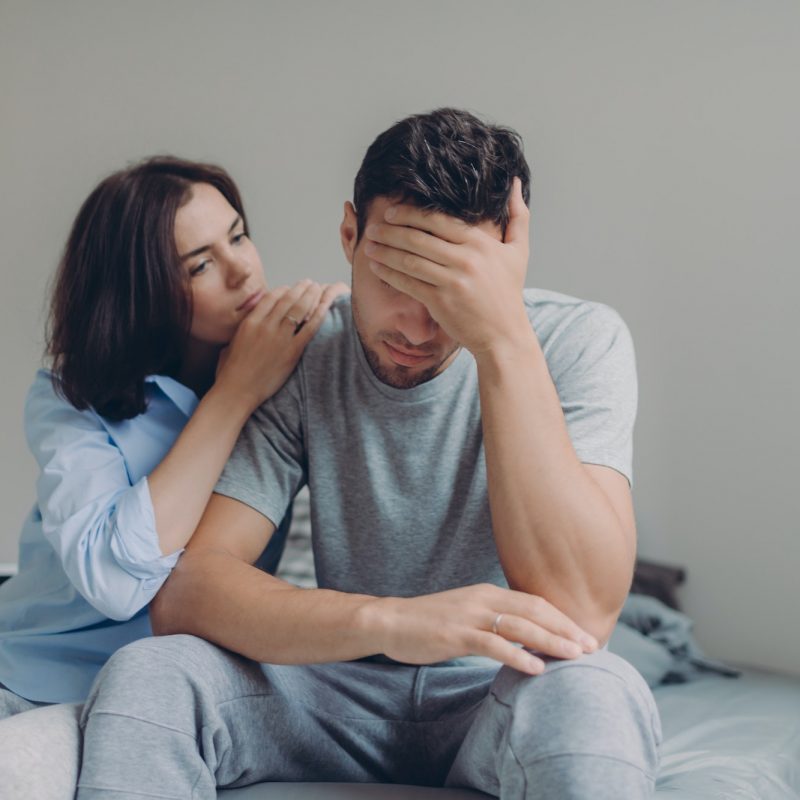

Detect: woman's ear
[339, 201, 358, 265]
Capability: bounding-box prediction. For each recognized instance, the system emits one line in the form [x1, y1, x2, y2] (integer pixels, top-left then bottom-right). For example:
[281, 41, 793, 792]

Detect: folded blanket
[609, 593, 740, 687]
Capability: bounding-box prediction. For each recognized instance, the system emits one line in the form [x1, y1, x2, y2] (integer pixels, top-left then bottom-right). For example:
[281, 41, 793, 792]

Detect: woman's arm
[148, 281, 344, 554]
[29, 282, 346, 620]
[29, 383, 178, 621]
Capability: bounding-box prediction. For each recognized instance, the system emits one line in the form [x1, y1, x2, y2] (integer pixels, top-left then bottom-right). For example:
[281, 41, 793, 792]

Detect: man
[76, 109, 660, 799]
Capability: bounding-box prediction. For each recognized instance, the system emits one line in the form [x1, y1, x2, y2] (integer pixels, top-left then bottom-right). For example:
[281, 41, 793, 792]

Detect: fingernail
[364, 242, 376, 256]
[385, 206, 397, 220]
[580, 634, 598, 651]
[563, 641, 583, 658]
[365, 224, 378, 238]
[527, 655, 545, 674]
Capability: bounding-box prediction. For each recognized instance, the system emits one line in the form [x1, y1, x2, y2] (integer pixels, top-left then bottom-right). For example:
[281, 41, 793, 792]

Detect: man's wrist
[353, 595, 399, 656]
[472, 327, 542, 372]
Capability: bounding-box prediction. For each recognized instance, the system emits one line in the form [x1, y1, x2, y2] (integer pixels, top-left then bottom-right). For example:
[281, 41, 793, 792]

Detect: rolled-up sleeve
[26, 377, 180, 621]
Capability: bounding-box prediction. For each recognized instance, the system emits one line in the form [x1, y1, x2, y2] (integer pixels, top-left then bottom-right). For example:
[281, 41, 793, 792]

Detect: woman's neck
[177, 340, 223, 398]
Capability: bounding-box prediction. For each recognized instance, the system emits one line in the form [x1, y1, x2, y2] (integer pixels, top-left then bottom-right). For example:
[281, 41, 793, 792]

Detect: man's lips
[237, 289, 265, 312]
[384, 341, 434, 367]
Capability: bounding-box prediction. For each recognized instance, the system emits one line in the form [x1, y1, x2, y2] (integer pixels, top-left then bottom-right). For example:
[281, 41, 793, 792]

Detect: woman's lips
[384, 341, 433, 367]
[237, 289, 265, 312]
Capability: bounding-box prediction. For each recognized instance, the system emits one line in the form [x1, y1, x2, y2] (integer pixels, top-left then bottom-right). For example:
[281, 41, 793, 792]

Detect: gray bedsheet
[653, 668, 800, 799]
[219, 668, 800, 799]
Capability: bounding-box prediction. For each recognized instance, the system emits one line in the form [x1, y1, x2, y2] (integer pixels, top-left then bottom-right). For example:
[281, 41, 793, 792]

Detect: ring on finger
[285, 314, 306, 334]
[492, 613, 504, 636]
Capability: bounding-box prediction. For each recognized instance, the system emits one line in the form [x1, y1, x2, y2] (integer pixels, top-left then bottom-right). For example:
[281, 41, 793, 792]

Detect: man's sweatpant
[76, 634, 661, 799]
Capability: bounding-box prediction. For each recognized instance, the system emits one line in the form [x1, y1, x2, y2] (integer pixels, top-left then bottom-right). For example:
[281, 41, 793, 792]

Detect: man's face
[341, 197, 461, 389]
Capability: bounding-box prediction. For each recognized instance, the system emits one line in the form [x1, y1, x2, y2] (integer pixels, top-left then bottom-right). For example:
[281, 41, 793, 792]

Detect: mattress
[218, 668, 800, 799]
[653, 668, 800, 799]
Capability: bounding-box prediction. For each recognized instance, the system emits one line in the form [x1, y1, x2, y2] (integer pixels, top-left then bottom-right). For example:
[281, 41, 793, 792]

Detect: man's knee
[82, 634, 223, 724]
[492, 649, 661, 771]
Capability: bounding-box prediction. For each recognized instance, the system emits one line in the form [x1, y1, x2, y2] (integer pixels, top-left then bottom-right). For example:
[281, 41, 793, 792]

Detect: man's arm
[150, 492, 599, 671]
[474, 336, 636, 643]
[363, 179, 635, 643]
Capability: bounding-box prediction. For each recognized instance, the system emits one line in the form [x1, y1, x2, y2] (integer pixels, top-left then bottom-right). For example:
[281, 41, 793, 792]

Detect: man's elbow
[148, 577, 177, 635]
[574, 575, 631, 647]
[507, 575, 627, 648]
[588, 608, 624, 648]
[148, 549, 212, 636]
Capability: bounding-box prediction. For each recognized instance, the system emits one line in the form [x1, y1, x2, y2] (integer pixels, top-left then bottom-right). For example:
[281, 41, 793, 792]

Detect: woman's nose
[226, 254, 253, 288]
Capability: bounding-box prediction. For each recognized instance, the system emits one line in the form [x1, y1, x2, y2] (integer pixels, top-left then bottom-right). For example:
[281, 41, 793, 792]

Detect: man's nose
[395, 298, 438, 346]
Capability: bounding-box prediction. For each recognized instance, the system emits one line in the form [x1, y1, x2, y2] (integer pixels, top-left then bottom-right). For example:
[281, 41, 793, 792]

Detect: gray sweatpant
[77, 635, 661, 799]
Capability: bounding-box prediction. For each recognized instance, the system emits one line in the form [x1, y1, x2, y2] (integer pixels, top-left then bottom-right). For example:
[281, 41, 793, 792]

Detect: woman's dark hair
[47, 156, 248, 421]
[353, 108, 531, 241]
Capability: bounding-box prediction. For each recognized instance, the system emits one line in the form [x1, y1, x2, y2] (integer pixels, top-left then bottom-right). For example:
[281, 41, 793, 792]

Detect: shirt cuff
[109, 477, 182, 578]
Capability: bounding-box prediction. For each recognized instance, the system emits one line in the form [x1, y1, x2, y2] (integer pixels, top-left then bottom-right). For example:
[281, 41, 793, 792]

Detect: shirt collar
[145, 375, 199, 418]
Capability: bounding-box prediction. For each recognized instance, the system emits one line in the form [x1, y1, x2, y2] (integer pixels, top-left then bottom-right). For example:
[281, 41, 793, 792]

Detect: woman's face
[174, 182, 267, 346]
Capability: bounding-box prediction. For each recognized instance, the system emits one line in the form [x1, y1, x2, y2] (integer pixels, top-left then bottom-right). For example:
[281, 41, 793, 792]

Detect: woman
[0, 157, 341, 778]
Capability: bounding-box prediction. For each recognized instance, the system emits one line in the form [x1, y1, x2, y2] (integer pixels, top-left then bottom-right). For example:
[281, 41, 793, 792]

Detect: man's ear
[340, 201, 358, 265]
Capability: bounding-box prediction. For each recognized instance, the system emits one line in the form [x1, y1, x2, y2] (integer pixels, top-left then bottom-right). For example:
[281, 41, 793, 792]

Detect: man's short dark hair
[353, 108, 531, 240]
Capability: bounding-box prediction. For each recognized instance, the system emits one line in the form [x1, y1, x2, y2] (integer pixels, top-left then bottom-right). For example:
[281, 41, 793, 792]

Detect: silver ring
[285, 314, 301, 327]
[492, 613, 504, 636]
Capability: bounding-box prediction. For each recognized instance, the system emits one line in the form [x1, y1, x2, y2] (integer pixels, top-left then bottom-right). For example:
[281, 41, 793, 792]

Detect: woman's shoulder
[24, 369, 106, 453]
[26, 370, 193, 422]
[25, 368, 89, 417]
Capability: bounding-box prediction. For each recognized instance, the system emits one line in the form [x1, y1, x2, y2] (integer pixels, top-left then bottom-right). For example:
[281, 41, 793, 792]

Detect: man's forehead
[364, 195, 503, 241]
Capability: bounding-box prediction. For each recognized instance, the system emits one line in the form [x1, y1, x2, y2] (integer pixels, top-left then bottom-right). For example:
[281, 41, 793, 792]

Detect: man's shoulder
[304, 293, 353, 352]
[523, 287, 628, 344]
[294, 292, 355, 383]
[523, 287, 633, 383]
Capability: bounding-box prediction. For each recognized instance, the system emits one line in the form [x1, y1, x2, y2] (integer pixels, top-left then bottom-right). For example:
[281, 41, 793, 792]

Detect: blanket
[609, 593, 740, 687]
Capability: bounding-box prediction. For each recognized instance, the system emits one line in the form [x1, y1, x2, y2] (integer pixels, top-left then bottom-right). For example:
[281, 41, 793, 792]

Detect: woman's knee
[0, 703, 82, 799]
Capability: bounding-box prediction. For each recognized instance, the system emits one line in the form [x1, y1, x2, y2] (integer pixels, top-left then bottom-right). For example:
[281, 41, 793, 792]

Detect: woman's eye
[189, 260, 210, 277]
[231, 232, 247, 245]
[380, 279, 393, 290]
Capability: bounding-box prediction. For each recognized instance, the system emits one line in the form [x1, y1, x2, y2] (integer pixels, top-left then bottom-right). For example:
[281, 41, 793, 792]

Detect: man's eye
[380, 279, 393, 290]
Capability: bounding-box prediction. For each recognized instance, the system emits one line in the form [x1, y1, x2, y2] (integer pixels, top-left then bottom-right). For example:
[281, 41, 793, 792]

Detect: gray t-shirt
[215, 289, 636, 598]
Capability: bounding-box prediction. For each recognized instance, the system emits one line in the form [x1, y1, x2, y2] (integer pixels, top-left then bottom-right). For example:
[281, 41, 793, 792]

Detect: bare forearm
[150, 549, 383, 663]
[148, 386, 252, 555]
[476, 334, 634, 639]
[150, 548, 601, 672]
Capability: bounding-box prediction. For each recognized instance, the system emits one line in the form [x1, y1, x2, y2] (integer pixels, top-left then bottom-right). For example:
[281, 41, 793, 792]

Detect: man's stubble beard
[350, 294, 459, 390]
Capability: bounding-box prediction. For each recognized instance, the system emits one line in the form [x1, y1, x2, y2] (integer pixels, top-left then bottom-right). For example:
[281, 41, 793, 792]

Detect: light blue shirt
[0, 369, 198, 703]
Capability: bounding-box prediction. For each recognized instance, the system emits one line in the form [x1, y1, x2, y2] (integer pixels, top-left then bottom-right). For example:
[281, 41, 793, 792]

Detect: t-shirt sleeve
[214, 369, 307, 529]
[542, 303, 638, 484]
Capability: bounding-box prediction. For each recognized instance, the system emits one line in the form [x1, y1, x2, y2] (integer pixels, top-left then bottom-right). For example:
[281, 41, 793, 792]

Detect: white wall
[1, 1, 798, 675]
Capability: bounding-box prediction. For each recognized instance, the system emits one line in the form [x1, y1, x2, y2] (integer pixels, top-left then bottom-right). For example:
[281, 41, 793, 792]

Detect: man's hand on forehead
[364, 177, 533, 356]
